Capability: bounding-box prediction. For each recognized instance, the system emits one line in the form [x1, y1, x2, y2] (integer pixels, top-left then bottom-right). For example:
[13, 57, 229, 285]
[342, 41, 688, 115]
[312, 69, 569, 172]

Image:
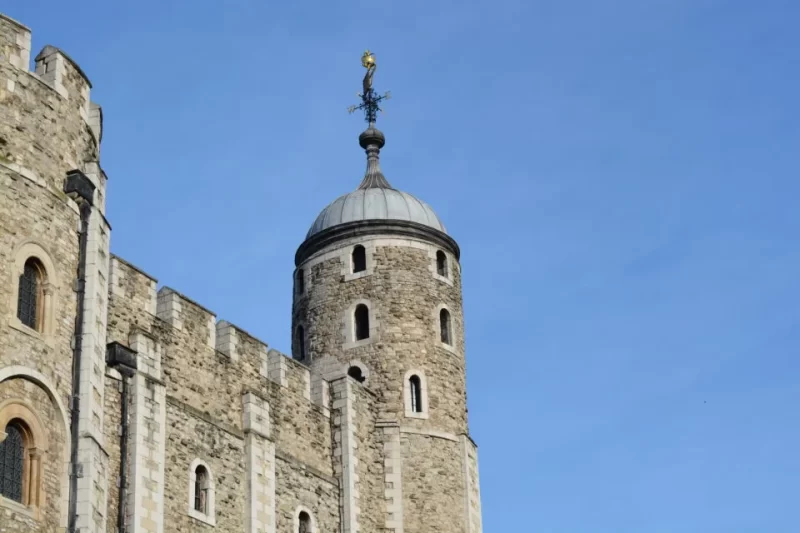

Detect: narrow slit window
[194, 465, 209, 514]
[17, 258, 44, 330]
[352, 245, 366, 273]
[295, 326, 306, 361]
[296, 268, 304, 295]
[409, 375, 423, 413]
[440, 308, 452, 345]
[0, 422, 25, 503]
[354, 304, 370, 341]
[298, 511, 312, 533]
[436, 251, 448, 277]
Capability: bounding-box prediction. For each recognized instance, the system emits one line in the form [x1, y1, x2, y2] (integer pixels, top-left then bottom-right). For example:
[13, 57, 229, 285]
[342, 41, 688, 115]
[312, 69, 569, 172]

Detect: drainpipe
[106, 342, 137, 533]
[63, 169, 96, 533]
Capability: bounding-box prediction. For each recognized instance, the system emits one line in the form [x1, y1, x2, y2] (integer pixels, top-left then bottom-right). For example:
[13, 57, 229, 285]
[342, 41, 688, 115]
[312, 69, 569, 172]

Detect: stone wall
[103, 370, 123, 533]
[164, 400, 246, 532]
[0, 377, 67, 533]
[275, 455, 339, 533]
[401, 432, 467, 533]
[104, 255, 339, 533]
[296, 235, 468, 436]
[353, 383, 383, 533]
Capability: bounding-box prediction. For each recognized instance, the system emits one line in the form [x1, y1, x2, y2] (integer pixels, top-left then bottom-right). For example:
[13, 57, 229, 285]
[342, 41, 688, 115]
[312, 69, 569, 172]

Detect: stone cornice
[295, 219, 460, 266]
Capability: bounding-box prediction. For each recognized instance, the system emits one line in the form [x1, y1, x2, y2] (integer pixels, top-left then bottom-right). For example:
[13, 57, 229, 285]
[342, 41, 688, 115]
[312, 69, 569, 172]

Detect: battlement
[1, 13, 95, 123]
[34, 45, 91, 111]
[107, 255, 330, 413]
[0, 14, 31, 70]
[0, 12, 104, 200]
[109, 255, 158, 315]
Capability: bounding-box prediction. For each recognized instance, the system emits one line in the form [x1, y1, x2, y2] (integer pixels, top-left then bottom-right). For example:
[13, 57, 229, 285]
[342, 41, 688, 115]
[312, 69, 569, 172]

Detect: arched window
[436, 250, 448, 277]
[194, 465, 209, 513]
[0, 421, 26, 503]
[188, 459, 215, 524]
[352, 245, 366, 273]
[409, 375, 423, 413]
[298, 511, 312, 533]
[440, 308, 452, 345]
[17, 258, 45, 331]
[295, 268, 304, 295]
[295, 326, 306, 361]
[354, 304, 370, 341]
[348, 366, 365, 383]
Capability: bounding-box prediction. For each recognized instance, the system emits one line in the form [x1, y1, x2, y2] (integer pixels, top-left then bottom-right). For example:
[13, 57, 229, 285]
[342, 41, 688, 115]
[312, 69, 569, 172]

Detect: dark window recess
[352, 245, 366, 273]
[348, 366, 366, 383]
[436, 251, 448, 277]
[410, 376, 423, 413]
[194, 466, 208, 513]
[0, 423, 25, 502]
[299, 511, 312, 533]
[296, 269, 304, 294]
[440, 308, 452, 345]
[17, 259, 41, 330]
[295, 326, 306, 361]
[354, 304, 370, 340]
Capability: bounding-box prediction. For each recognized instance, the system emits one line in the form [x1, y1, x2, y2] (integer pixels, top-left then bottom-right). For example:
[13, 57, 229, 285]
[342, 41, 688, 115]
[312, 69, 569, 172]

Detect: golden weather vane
[348, 49, 391, 124]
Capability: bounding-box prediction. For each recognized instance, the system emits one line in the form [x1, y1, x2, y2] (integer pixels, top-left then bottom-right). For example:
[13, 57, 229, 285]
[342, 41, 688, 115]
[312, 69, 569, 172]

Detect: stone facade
[0, 12, 483, 533]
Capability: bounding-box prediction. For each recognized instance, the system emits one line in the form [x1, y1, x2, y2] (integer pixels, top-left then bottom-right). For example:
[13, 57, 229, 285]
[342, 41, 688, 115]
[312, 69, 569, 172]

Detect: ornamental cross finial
[348, 50, 391, 124]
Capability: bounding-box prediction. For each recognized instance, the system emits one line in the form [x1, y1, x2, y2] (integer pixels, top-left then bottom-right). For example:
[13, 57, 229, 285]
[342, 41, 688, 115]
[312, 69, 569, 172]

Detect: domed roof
[306, 188, 446, 238]
[305, 126, 447, 238]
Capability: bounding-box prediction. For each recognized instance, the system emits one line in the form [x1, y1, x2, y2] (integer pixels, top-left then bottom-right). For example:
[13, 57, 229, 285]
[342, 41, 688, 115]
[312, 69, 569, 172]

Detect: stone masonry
[0, 12, 483, 533]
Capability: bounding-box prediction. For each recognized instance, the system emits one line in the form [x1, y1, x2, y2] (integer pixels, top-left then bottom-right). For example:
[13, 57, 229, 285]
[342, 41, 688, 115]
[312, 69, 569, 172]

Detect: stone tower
[0, 13, 112, 533]
[291, 55, 483, 533]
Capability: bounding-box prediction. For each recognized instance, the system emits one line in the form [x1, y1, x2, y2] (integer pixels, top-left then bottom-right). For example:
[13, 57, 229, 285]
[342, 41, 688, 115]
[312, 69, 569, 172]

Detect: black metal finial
[348, 50, 391, 124]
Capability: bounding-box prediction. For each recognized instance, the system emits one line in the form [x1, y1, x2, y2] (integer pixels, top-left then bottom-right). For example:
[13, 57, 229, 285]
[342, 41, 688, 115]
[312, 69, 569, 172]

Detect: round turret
[291, 123, 471, 532]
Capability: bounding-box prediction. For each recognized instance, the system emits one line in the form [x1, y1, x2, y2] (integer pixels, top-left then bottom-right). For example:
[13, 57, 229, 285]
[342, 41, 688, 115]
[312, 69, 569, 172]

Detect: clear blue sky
[6, 1, 799, 531]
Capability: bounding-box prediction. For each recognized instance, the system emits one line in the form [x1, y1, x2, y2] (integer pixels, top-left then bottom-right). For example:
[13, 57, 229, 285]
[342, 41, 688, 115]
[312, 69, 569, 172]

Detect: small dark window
[0, 422, 25, 502]
[409, 375, 423, 413]
[436, 251, 448, 277]
[17, 258, 43, 330]
[295, 326, 306, 361]
[352, 245, 366, 273]
[295, 268, 304, 295]
[299, 511, 312, 533]
[440, 308, 452, 345]
[354, 304, 370, 341]
[194, 465, 208, 513]
[348, 366, 365, 383]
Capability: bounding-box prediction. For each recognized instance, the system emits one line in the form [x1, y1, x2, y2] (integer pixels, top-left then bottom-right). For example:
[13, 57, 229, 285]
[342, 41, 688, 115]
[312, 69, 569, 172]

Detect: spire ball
[361, 50, 376, 69]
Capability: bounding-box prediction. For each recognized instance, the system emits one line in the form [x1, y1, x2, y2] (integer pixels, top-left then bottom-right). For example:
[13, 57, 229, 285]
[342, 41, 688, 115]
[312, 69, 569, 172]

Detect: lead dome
[306, 188, 446, 238]
[306, 125, 448, 238]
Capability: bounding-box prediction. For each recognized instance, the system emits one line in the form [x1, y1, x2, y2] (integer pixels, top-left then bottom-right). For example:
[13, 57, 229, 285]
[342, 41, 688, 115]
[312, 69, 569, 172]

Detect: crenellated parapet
[103, 254, 341, 531]
[0, 13, 105, 206]
[106, 254, 332, 428]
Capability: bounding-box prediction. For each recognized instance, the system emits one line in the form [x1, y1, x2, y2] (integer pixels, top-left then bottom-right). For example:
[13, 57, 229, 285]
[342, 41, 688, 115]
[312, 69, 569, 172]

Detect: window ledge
[344, 270, 371, 282]
[344, 336, 377, 351]
[0, 496, 36, 519]
[8, 319, 50, 344]
[404, 411, 429, 420]
[439, 342, 457, 354]
[188, 509, 216, 526]
[433, 273, 453, 286]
